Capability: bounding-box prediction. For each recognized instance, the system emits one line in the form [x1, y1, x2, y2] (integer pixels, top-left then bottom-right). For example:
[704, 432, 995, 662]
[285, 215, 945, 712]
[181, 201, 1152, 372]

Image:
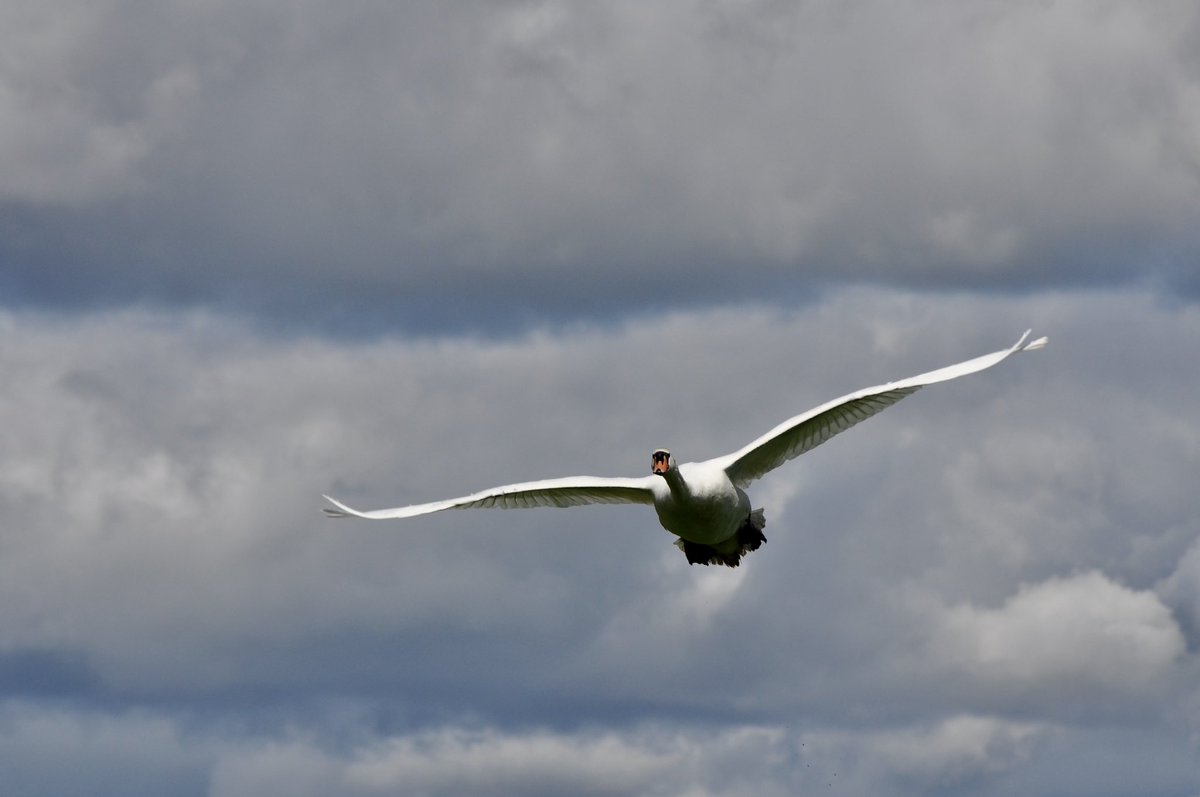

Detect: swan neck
[662, 466, 690, 499]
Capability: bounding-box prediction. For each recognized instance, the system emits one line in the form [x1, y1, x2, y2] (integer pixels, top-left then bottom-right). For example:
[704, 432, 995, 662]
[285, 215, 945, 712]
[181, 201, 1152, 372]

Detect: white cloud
[209, 724, 802, 797]
[1156, 538, 1200, 642]
[930, 571, 1184, 690]
[211, 716, 1047, 797]
[4, 699, 1195, 797]
[344, 728, 678, 796]
[868, 716, 1042, 785]
[805, 715, 1045, 794]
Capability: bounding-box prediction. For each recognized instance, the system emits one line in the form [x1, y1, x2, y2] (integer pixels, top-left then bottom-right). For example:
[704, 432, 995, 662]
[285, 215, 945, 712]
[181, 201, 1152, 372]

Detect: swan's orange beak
[651, 449, 671, 475]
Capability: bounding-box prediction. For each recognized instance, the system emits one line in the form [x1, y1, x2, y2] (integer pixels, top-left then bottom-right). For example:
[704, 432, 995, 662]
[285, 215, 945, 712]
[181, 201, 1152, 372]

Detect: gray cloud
[0, 702, 211, 797]
[1, 1, 1198, 328]
[0, 288, 1197, 794]
[3, 6, 1200, 790]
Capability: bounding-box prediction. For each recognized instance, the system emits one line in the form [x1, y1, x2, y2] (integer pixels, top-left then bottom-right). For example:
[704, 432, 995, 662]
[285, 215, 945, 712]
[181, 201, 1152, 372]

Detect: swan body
[652, 461, 750, 545]
[324, 330, 1047, 566]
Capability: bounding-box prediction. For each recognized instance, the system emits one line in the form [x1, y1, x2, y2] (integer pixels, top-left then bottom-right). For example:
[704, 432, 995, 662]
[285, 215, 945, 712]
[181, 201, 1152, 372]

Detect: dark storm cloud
[1, 1, 1198, 329]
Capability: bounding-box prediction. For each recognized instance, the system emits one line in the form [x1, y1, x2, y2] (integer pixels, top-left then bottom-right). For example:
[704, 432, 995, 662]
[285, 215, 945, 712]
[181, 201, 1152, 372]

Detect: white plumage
[324, 330, 1047, 566]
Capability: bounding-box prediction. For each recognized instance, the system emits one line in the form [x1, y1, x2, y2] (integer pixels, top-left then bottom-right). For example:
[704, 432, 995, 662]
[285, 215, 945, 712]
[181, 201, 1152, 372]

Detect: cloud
[805, 715, 1044, 795]
[2, 5, 1198, 792]
[1, 1, 1198, 326]
[1156, 539, 1200, 644]
[0, 288, 1196, 794]
[0, 701, 211, 797]
[2, 702, 1193, 797]
[318, 727, 682, 797]
[0, 0, 214, 205]
[928, 571, 1184, 693]
[210, 719, 1038, 797]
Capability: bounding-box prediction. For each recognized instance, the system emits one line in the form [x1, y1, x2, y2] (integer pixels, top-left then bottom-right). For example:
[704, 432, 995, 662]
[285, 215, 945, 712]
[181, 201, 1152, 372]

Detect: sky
[1, 1, 1198, 795]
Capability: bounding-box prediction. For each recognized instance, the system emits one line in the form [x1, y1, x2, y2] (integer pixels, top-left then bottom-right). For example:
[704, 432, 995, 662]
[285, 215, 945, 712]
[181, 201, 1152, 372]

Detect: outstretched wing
[714, 330, 1047, 488]
[323, 474, 659, 519]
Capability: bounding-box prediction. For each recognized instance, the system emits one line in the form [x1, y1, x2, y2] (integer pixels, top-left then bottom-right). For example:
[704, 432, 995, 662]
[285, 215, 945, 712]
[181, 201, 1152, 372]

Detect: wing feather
[323, 475, 658, 520]
[715, 330, 1046, 488]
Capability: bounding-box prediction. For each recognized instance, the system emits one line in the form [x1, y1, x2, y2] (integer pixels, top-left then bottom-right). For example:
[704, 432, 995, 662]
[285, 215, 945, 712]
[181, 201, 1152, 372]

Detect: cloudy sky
[1, 1, 1199, 795]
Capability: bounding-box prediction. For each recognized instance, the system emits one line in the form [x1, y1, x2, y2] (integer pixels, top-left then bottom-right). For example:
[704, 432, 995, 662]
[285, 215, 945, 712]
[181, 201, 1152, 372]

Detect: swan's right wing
[323, 474, 658, 519]
[714, 330, 1047, 488]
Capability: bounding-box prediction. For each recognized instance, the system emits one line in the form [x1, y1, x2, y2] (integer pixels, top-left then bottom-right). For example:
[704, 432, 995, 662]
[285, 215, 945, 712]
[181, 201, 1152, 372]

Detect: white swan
[324, 330, 1047, 567]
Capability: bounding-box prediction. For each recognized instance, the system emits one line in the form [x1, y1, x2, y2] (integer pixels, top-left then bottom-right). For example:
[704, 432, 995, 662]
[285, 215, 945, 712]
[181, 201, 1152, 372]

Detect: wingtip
[1022, 335, 1048, 351]
[321, 494, 354, 519]
[1012, 330, 1047, 353]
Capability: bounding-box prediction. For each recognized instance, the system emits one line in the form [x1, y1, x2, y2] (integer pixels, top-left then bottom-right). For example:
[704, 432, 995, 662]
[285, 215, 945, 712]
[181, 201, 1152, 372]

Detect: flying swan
[324, 330, 1047, 567]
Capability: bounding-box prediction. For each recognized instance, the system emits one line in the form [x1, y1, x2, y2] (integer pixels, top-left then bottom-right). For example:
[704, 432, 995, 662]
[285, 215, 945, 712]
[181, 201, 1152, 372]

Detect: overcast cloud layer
[2, 2, 1200, 796]
[2, 0, 1199, 329]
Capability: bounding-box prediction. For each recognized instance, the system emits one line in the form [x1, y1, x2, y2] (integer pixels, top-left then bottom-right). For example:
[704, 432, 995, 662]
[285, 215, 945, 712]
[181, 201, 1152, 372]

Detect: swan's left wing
[714, 330, 1047, 488]
[323, 475, 658, 520]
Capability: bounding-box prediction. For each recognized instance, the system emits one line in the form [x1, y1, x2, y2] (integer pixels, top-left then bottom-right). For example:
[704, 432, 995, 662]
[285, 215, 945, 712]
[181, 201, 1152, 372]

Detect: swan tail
[737, 511, 767, 555]
[675, 538, 738, 567]
[673, 510, 768, 568]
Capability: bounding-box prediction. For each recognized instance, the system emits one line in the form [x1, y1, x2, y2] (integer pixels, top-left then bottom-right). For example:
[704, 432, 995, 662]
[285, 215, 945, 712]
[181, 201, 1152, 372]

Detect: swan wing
[323, 475, 658, 519]
[716, 330, 1047, 488]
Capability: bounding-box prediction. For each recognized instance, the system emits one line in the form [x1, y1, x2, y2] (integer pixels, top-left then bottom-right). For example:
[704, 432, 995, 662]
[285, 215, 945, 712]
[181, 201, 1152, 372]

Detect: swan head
[651, 449, 673, 475]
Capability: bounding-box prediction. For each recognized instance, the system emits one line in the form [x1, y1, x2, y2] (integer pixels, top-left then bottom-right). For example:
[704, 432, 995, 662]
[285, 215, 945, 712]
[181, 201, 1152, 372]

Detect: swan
[324, 330, 1047, 567]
